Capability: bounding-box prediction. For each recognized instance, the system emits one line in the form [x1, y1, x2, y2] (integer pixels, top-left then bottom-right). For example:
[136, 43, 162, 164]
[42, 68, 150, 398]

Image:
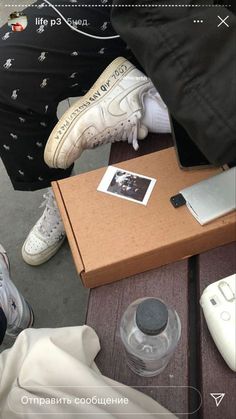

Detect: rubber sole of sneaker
[0, 244, 10, 270]
[6, 302, 35, 338]
[44, 56, 139, 169]
[27, 302, 35, 329]
[21, 235, 66, 266]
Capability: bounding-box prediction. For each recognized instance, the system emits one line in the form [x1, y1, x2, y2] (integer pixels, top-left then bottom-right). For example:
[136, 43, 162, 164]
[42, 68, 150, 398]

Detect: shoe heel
[6, 298, 34, 338]
[26, 301, 34, 328]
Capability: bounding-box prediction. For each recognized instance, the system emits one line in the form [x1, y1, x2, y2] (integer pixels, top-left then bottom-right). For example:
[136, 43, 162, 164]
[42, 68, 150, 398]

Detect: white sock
[142, 89, 171, 133]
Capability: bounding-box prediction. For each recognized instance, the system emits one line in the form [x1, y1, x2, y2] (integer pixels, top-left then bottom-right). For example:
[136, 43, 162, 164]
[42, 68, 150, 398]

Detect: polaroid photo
[97, 166, 156, 206]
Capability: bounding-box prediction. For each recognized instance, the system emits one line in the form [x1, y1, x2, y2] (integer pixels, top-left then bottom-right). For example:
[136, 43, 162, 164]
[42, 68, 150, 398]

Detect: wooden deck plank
[109, 133, 173, 164]
[86, 260, 189, 416]
[198, 243, 236, 419]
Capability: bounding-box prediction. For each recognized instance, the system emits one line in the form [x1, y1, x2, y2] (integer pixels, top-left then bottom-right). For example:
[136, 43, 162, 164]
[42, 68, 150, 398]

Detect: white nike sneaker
[0, 244, 34, 339]
[22, 189, 66, 266]
[44, 57, 154, 169]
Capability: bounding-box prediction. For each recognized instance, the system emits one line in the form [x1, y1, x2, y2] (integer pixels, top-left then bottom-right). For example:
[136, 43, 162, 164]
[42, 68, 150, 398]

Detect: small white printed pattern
[2, 32, 11, 41]
[37, 2, 45, 8]
[3, 145, 10, 151]
[11, 89, 19, 100]
[40, 78, 49, 88]
[100, 21, 108, 31]
[36, 25, 45, 34]
[3, 59, 14, 69]
[69, 72, 78, 78]
[38, 52, 48, 62]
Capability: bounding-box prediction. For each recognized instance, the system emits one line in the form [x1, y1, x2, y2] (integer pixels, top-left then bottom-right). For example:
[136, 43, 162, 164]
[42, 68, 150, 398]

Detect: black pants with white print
[0, 0, 135, 191]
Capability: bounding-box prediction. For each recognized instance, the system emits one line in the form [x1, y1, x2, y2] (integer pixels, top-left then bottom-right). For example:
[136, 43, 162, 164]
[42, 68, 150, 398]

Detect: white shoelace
[37, 190, 64, 238]
[90, 111, 143, 151]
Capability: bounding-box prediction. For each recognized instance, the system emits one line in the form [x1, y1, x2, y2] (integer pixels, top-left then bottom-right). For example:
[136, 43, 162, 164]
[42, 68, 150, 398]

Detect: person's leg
[0, 245, 34, 345]
[0, 3, 74, 191]
[0, 0, 138, 190]
[0, 0, 133, 264]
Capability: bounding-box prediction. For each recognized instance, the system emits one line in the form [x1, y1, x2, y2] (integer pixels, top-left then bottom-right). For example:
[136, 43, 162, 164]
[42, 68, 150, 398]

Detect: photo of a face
[8, 11, 28, 32]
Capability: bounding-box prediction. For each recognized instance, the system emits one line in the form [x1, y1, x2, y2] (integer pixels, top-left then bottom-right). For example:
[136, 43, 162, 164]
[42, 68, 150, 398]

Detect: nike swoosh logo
[108, 81, 151, 117]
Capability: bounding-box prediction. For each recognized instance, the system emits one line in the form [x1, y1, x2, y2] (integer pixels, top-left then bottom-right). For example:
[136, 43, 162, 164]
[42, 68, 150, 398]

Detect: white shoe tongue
[138, 124, 148, 140]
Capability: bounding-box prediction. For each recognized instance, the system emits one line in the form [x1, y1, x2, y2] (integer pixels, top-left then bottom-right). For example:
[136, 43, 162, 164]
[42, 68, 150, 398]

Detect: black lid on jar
[136, 298, 168, 335]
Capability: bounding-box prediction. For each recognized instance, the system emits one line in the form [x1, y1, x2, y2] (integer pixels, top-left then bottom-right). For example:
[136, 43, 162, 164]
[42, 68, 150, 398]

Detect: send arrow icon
[210, 393, 225, 407]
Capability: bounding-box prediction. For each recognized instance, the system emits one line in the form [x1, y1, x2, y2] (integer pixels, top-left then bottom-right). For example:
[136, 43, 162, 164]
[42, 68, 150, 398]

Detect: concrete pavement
[0, 143, 110, 352]
[0, 1, 110, 351]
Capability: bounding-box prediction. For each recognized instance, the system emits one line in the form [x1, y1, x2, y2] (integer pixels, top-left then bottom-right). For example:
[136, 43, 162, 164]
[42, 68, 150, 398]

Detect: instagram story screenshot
[0, 1, 235, 418]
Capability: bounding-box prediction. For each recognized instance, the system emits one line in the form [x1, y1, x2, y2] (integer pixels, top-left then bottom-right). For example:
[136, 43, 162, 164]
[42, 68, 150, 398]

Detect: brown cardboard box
[52, 148, 235, 288]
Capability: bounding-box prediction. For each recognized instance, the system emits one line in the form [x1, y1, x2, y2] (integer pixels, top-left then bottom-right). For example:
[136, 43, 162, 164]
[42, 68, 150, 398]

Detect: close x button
[217, 16, 230, 28]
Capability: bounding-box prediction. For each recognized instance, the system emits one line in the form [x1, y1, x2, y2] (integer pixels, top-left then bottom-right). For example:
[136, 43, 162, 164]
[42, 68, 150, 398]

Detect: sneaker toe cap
[23, 233, 48, 256]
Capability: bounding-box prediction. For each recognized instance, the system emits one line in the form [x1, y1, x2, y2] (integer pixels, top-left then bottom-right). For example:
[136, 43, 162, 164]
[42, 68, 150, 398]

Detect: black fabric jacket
[111, 1, 236, 165]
